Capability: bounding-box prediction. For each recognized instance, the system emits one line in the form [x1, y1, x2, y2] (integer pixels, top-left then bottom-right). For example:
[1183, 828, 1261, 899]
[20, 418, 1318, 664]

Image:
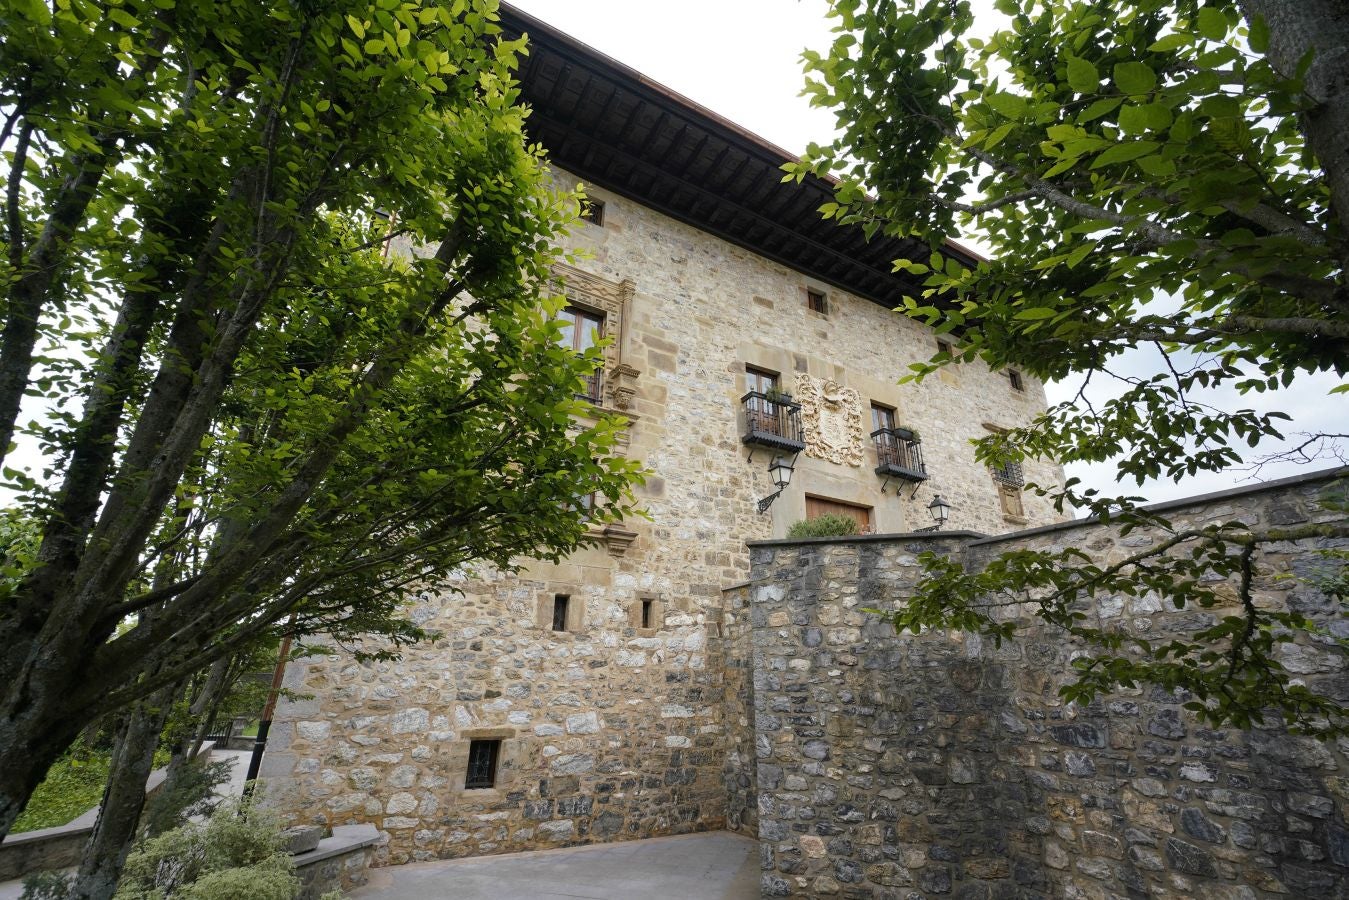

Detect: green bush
[786, 514, 859, 539]
[12, 741, 174, 834]
[140, 756, 233, 839]
[12, 741, 111, 833]
[115, 800, 298, 900]
[19, 870, 73, 900]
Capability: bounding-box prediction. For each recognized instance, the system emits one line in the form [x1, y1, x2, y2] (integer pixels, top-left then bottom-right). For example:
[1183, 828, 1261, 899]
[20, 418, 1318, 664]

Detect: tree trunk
[1240, 0, 1349, 269]
[0, 645, 91, 840]
[68, 686, 174, 900]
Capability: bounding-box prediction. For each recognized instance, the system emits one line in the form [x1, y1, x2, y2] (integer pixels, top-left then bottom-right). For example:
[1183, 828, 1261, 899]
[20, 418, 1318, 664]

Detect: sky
[510, 0, 1347, 506]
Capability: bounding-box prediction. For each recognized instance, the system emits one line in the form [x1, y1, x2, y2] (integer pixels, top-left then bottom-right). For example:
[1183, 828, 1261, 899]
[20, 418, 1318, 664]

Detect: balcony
[740, 391, 806, 453]
[872, 427, 927, 481]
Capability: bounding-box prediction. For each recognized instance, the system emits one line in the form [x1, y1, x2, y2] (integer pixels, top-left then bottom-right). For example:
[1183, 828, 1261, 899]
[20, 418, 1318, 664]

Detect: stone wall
[723, 582, 759, 837]
[264, 171, 1066, 865]
[747, 469, 1349, 898]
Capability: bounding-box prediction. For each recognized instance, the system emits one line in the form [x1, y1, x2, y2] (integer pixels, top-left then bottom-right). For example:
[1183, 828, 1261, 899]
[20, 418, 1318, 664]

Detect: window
[745, 365, 778, 396]
[465, 739, 501, 789]
[552, 595, 570, 632]
[871, 402, 896, 433]
[936, 338, 953, 357]
[805, 496, 873, 533]
[580, 199, 604, 226]
[557, 306, 605, 401]
[1008, 369, 1024, 392]
[806, 288, 828, 314]
[641, 598, 654, 629]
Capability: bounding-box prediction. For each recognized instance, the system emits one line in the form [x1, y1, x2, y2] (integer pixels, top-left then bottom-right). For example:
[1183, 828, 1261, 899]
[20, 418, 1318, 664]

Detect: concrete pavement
[348, 831, 760, 900]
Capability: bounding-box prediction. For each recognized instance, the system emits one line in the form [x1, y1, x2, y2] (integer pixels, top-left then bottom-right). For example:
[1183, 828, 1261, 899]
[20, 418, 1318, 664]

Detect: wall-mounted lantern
[916, 494, 951, 532]
[757, 454, 795, 514]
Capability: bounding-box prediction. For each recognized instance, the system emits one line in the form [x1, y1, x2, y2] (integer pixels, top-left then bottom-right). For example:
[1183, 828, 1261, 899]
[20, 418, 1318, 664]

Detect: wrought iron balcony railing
[871, 427, 927, 481]
[740, 391, 806, 453]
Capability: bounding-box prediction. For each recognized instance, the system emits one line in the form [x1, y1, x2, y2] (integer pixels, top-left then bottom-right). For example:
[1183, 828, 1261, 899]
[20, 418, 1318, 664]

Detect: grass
[12, 744, 172, 834]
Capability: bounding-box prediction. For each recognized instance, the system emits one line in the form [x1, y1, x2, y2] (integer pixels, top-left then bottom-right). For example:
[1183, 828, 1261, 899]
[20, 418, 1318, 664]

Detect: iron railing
[740, 391, 806, 452]
[871, 427, 927, 480]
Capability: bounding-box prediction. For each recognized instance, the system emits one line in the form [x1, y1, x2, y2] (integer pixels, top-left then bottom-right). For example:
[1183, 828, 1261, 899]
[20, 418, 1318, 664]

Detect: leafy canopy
[0, 0, 640, 835]
[792, 0, 1348, 736]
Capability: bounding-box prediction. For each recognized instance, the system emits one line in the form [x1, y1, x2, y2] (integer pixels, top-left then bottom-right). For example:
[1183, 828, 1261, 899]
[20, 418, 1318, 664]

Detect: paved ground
[349, 831, 760, 900]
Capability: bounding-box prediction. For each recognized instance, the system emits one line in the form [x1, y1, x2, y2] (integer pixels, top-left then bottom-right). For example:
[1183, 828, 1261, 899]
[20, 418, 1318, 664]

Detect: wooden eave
[498, 4, 982, 312]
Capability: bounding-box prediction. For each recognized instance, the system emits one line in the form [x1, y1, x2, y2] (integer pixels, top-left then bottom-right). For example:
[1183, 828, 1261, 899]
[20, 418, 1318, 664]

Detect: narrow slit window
[465, 739, 500, 789]
[936, 338, 953, 357]
[552, 595, 569, 632]
[1008, 369, 1024, 392]
[806, 288, 827, 314]
[641, 598, 653, 629]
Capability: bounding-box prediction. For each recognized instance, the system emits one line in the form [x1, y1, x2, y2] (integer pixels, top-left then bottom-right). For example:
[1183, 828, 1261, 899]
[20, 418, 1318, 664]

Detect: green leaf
[1248, 15, 1270, 53]
[1113, 61, 1158, 95]
[1148, 33, 1191, 53]
[1066, 55, 1099, 94]
[1091, 141, 1160, 168]
[1196, 7, 1227, 41]
[1014, 307, 1059, 320]
[1078, 96, 1122, 123]
[985, 91, 1029, 119]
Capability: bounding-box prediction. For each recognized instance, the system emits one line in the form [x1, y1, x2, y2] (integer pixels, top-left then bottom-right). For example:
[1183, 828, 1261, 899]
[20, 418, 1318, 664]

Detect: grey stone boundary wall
[294, 823, 380, 899]
[0, 741, 218, 881]
[741, 467, 1349, 898]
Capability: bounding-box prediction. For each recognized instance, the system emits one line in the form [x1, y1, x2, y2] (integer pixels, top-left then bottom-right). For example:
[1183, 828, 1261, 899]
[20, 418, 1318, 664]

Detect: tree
[0, 0, 640, 845]
[792, 0, 1348, 734]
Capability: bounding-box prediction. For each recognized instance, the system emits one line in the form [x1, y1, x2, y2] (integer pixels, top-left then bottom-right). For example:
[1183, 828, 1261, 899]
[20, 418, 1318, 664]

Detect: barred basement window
[465, 739, 500, 789]
[552, 595, 570, 632]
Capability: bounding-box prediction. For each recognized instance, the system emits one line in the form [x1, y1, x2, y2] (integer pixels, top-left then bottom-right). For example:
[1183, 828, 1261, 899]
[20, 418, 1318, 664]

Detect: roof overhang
[498, 4, 979, 312]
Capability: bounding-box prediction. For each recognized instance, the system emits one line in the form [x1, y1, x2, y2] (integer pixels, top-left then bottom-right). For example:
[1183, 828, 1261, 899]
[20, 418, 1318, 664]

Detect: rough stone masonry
[744, 469, 1349, 898]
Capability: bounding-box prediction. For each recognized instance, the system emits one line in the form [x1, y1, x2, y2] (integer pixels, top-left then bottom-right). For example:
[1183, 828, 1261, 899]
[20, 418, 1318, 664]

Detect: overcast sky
[511, 0, 1346, 506]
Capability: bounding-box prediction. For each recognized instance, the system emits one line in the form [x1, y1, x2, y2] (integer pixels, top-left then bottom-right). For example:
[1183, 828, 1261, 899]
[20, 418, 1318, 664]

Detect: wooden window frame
[806, 287, 828, 315]
[745, 365, 780, 395]
[870, 402, 897, 433]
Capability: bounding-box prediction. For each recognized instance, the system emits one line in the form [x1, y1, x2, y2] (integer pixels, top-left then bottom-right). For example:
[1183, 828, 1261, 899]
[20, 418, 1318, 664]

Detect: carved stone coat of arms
[795, 373, 864, 466]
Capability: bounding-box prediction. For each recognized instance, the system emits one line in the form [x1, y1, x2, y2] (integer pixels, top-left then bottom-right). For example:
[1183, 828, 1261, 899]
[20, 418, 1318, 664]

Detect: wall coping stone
[746, 530, 987, 549]
[292, 823, 380, 869]
[746, 465, 1347, 552]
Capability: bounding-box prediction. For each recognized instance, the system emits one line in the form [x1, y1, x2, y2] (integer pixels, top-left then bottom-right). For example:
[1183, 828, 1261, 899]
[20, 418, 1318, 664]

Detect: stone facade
[262, 166, 1068, 866]
[746, 470, 1349, 898]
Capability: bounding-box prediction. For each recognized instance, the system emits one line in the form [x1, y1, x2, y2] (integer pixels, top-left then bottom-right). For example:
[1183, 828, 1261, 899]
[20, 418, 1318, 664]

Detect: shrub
[12, 741, 111, 833]
[114, 799, 298, 900]
[140, 757, 233, 839]
[19, 871, 73, 900]
[786, 514, 859, 539]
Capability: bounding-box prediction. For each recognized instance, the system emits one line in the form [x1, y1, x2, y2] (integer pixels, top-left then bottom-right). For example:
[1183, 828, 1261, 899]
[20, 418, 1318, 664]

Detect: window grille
[465, 739, 500, 789]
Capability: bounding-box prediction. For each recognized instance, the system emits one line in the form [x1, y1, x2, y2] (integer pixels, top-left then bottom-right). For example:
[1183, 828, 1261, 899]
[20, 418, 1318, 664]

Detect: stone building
[262, 3, 1070, 867]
